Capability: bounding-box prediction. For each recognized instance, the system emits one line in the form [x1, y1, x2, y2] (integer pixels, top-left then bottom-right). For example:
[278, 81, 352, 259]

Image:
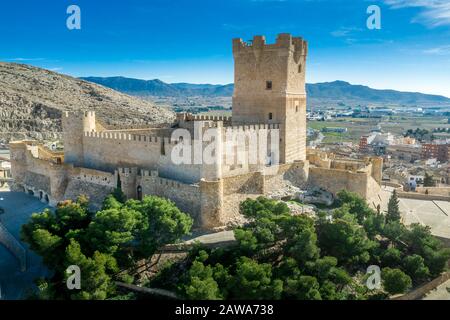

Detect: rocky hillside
[0, 63, 175, 142]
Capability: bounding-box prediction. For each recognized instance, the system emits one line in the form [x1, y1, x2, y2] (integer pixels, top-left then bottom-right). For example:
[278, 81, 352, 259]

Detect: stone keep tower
[232, 33, 308, 163]
[62, 111, 96, 167]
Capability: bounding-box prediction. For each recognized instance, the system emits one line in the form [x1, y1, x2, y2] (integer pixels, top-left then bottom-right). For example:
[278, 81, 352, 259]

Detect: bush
[402, 255, 430, 283]
[382, 268, 412, 295]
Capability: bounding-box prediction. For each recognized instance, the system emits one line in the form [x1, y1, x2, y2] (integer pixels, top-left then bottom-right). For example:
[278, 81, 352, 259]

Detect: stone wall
[63, 180, 114, 211]
[382, 181, 404, 191]
[397, 191, 450, 202]
[308, 166, 380, 200]
[264, 161, 309, 192]
[222, 171, 265, 196]
[10, 141, 119, 208]
[82, 132, 202, 184]
[416, 187, 450, 197]
[138, 171, 202, 224]
[306, 150, 382, 200]
[0, 222, 26, 272]
[392, 272, 450, 300]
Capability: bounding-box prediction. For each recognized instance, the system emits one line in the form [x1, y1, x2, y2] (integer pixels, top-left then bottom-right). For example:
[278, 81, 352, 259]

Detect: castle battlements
[84, 131, 165, 144]
[64, 110, 96, 118]
[225, 123, 280, 131]
[177, 113, 232, 123]
[137, 169, 198, 189]
[233, 33, 308, 56]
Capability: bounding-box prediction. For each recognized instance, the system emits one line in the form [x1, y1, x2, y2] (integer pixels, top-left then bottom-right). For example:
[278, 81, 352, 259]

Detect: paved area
[423, 279, 450, 300]
[399, 198, 450, 240]
[183, 230, 235, 246]
[378, 187, 450, 240]
[0, 190, 50, 300]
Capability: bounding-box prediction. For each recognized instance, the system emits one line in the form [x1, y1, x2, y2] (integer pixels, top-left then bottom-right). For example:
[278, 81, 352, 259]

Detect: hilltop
[0, 63, 175, 142]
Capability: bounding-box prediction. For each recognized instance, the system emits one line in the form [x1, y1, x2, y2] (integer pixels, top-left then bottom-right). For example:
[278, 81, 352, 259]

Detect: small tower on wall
[62, 111, 96, 167]
[232, 33, 308, 163]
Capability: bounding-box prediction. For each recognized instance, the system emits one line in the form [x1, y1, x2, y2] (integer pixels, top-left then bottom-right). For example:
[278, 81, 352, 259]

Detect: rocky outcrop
[0, 62, 175, 142]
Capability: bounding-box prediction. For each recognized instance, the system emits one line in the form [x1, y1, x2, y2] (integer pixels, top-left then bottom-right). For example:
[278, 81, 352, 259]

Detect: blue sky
[0, 0, 449, 96]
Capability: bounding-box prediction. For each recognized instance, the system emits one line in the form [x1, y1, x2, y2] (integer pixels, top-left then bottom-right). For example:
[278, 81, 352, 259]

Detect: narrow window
[296, 105, 299, 113]
[298, 64, 302, 73]
[137, 186, 143, 201]
[266, 81, 272, 90]
[269, 113, 273, 120]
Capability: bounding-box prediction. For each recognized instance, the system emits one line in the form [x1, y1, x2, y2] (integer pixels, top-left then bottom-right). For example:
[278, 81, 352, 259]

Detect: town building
[422, 142, 449, 163]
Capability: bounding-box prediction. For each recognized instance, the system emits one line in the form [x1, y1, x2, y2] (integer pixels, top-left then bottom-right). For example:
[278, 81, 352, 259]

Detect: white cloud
[330, 27, 363, 38]
[4, 58, 45, 62]
[423, 45, 450, 55]
[384, 0, 450, 27]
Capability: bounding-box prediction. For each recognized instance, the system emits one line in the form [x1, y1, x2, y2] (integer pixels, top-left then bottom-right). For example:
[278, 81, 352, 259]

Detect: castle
[10, 34, 383, 229]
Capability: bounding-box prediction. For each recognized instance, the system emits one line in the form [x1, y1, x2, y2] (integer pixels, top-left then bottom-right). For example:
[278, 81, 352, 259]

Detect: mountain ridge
[81, 76, 450, 106]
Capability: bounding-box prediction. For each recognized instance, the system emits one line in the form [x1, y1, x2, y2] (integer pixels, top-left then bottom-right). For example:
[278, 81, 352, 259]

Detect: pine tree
[423, 172, 435, 187]
[386, 190, 401, 223]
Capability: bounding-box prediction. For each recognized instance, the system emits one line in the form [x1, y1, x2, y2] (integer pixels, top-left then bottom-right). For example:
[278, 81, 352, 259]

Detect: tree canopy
[21, 194, 193, 300]
[150, 192, 450, 300]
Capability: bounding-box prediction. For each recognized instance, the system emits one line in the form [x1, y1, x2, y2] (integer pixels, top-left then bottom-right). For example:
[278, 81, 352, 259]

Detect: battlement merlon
[63, 110, 96, 119]
[232, 34, 308, 56]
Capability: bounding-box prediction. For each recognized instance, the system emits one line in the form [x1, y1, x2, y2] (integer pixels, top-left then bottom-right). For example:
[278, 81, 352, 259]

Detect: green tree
[284, 275, 322, 300]
[125, 196, 193, 258]
[382, 221, 408, 247]
[382, 268, 412, 295]
[21, 198, 91, 268]
[234, 229, 258, 253]
[337, 190, 376, 224]
[363, 214, 385, 239]
[402, 255, 430, 283]
[280, 215, 320, 266]
[405, 224, 450, 276]
[64, 239, 118, 300]
[316, 206, 376, 267]
[380, 247, 402, 267]
[239, 197, 320, 265]
[84, 207, 141, 255]
[102, 194, 123, 210]
[230, 257, 283, 300]
[112, 187, 127, 204]
[21, 194, 193, 300]
[386, 190, 401, 223]
[423, 172, 435, 187]
[184, 260, 222, 300]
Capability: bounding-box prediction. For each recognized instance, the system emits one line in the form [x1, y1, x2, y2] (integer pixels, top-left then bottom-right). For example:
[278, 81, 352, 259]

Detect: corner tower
[62, 111, 96, 167]
[232, 33, 308, 163]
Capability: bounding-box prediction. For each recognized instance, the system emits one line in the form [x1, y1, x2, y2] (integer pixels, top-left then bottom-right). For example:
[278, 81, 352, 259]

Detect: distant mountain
[306, 81, 450, 106]
[81, 77, 450, 106]
[81, 77, 234, 97]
